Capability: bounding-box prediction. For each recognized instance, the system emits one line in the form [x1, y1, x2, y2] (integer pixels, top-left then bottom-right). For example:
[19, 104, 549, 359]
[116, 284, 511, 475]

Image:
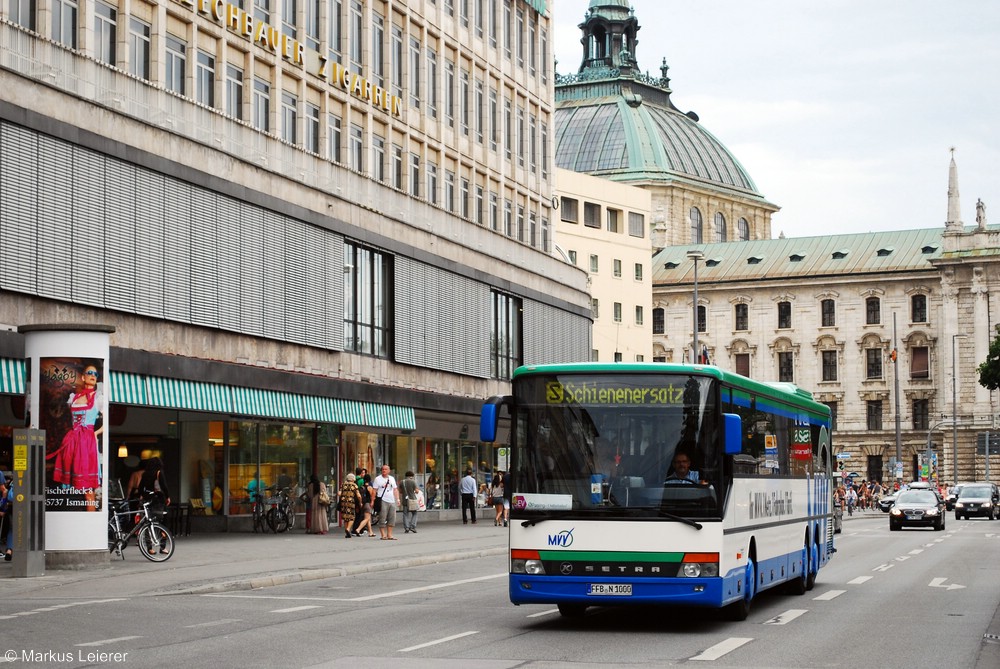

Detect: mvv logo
[547, 529, 574, 547]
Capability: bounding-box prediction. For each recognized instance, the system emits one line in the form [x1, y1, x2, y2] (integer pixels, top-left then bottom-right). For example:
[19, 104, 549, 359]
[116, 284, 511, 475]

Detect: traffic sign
[976, 432, 1000, 456]
[835, 452, 851, 460]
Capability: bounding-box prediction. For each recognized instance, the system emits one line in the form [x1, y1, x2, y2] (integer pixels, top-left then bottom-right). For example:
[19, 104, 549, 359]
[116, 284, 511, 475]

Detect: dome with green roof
[555, 1, 769, 201]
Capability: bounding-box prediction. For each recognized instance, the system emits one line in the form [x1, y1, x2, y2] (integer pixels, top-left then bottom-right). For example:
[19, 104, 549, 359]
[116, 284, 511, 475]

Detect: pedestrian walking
[372, 465, 400, 540]
[307, 474, 330, 535]
[460, 469, 477, 524]
[401, 470, 419, 533]
[337, 473, 361, 538]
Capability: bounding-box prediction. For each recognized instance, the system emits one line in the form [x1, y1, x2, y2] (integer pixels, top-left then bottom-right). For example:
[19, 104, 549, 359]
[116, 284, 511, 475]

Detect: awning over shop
[0, 357, 25, 395]
[107, 370, 414, 429]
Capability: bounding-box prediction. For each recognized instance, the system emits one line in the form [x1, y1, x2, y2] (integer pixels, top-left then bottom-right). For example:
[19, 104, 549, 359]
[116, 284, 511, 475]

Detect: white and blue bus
[480, 363, 834, 619]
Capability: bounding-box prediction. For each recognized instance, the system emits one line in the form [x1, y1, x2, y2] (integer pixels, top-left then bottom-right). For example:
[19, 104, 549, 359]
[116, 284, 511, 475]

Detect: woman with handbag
[306, 474, 329, 535]
[337, 473, 362, 538]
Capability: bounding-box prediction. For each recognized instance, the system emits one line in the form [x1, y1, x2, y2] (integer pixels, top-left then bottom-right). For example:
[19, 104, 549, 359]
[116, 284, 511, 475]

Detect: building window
[349, 124, 363, 172]
[735, 353, 750, 377]
[371, 11, 384, 87]
[165, 35, 187, 95]
[568, 250, 577, 266]
[734, 303, 748, 331]
[349, 0, 362, 72]
[343, 241, 393, 358]
[866, 348, 883, 379]
[591, 298, 599, 319]
[583, 203, 601, 229]
[778, 351, 794, 382]
[911, 294, 927, 323]
[460, 177, 469, 218]
[635, 306, 643, 326]
[589, 254, 599, 274]
[328, 113, 342, 163]
[865, 296, 881, 325]
[427, 48, 438, 118]
[491, 291, 522, 380]
[613, 302, 622, 323]
[393, 145, 404, 190]
[226, 64, 244, 121]
[409, 153, 420, 197]
[560, 197, 578, 223]
[824, 401, 838, 430]
[427, 161, 438, 205]
[372, 134, 385, 182]
[738, 217, 750, 241]
[305, 0, 321, 50]
[777, 301, 791, 329]
[328, 0, 342, 63]
[690, 207, 703, 243]
[280, 91, 297, 144]
[281, 0, 297, 37]
[697, 305, 706, 333]
[445, 171, 455, 212]
[821, 298, 836, 327]
[409, 36, 421, 109]
[195, 51, 216, 108]
[715, 212, 727, 242]
[652, 307, 664, 334]
[910, 346, 929, 379]
[866, 400, 883, 430]
[822, 350, 838, 381]
[613, 259, 622, 278]
[10, 0, 36, 30]
[628, 212, 645, 238]
[252, 77, 270, 131]
[94, 2, 117, 66]
[254, 0, 270, 24]
[391, 25, 403, 98]
[460, 69, 470, 135]
[129, 17, 151, 80]
[489, 192, 499, 230]
[912, 399, 929, 430]
[607, 208, 621, 233]
[634, 263, 643, 281]
[305, 103, 320, 153]
[52, 0, 78, 48]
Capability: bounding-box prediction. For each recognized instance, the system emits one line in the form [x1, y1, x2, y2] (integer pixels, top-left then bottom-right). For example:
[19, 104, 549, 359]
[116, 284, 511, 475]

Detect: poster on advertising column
[39, 357, 105, 513]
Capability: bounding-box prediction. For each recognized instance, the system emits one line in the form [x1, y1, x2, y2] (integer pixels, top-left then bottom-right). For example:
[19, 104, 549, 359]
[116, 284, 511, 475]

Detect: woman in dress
[491, 471, 506, 526]
[306, 474, 328, 535]
[338, 473, 361, 538]
[353, 474, 376, 537]
[51, 364, 104, 510]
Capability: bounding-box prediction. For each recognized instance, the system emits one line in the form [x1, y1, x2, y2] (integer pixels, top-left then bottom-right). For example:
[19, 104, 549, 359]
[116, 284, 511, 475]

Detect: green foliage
[977, 325, 1000, 390]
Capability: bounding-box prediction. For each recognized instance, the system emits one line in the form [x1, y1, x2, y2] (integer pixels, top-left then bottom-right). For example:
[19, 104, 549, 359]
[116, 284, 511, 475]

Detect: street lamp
[687, 250, 705, 363]
[952, 333, 967, 483]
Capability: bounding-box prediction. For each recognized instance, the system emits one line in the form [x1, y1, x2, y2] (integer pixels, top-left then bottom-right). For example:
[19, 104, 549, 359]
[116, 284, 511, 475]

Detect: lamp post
[952, 333, 967, 483]
[687, 250, 704, 363]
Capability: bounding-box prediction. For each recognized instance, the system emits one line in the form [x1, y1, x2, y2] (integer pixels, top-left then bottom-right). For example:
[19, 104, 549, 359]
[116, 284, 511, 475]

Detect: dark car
[889, 489, 946, 531]
[954, 483, 1000, 520]
[946, 484, 965, 511]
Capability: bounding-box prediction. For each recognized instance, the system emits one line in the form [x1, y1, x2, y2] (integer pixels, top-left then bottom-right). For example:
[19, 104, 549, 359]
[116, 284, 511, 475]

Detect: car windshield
[959, 485, 992, 498]
[896, 490, 937, 504]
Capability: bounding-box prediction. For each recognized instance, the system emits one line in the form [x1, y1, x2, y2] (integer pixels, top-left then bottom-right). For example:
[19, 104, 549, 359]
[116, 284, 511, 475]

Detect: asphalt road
[3, 515, 999, 668]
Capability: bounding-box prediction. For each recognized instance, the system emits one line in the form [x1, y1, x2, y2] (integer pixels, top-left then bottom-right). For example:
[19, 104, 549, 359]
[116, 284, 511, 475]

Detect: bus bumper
[509, 574, 727, 607]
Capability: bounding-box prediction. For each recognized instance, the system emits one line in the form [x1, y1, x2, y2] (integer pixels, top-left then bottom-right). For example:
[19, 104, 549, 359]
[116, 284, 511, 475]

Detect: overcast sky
[552, 0, 1000, 239]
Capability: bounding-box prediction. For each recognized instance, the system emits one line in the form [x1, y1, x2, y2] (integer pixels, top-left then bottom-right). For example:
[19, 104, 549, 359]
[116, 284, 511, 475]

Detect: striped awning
[231, 387, 304, 420]
[303, 396, 365, 425]
[147, 376, 233, 413]
[363, 402, 416, 431]
[109, 371, 147, 405]
[0, 357, 25, 395]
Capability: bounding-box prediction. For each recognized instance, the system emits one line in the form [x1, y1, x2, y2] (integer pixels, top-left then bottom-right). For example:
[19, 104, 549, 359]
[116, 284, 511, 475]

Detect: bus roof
[511, 363, 830, 417]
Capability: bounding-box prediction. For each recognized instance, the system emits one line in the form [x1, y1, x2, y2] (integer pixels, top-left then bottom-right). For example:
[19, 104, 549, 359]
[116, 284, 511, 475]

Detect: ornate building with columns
[651, 154, 999, 486]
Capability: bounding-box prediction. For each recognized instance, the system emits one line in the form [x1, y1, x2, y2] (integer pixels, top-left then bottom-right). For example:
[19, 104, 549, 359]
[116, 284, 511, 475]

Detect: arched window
[690, 207, 703, 243]
[738, 217, 750, 241]
[715, 212, 727, 242]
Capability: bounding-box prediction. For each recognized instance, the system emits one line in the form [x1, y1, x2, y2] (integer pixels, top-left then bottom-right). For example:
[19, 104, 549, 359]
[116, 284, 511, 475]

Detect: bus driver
[664, 453, 706, 485]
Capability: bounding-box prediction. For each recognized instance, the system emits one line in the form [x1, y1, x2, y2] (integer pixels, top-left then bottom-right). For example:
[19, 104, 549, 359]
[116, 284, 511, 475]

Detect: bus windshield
[510, 373, 723, 519]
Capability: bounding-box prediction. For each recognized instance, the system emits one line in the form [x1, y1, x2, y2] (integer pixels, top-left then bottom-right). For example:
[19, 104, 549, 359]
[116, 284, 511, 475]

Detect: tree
[977, 324, 1000, 390]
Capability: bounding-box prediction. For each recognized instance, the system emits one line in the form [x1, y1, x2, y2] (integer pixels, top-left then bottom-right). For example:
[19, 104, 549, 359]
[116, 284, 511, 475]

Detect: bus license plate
[587, 583, 632, 596]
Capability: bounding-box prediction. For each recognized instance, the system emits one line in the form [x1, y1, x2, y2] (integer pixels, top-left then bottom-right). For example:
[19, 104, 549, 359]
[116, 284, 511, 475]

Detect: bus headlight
[524, 560, 546, 575]
[681, 562, 718, 578]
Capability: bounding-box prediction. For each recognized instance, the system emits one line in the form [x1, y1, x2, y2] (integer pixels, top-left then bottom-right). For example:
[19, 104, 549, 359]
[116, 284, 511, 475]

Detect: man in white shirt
[664, 453, 705, 485]
[372, 465, 401, 540]
[460, 469, 478, 524]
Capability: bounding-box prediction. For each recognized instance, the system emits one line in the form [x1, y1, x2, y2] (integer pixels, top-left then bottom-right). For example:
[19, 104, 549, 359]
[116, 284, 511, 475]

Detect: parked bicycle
[265, 486, 295, 533]
[107, 498, 175, 562]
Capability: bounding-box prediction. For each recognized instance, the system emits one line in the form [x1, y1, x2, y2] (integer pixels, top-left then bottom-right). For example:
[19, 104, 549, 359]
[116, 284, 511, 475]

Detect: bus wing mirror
[480, 395, 511, 442]
[723, 413, 742, 455]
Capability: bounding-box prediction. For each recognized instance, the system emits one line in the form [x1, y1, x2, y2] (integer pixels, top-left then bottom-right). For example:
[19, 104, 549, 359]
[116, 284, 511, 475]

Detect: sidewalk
[0, 517, 509, 599]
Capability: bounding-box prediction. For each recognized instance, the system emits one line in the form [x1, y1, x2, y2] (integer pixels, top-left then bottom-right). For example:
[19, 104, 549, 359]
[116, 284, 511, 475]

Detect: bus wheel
[786, 542, 809, 595]
[557, 603, 587, 618]
[726, 559, 755, 621]
[805, 541, 818, 591]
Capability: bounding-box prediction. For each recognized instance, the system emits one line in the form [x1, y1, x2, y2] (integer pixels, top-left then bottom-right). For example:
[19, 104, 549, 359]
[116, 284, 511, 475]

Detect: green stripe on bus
[538, 551, 685, 562]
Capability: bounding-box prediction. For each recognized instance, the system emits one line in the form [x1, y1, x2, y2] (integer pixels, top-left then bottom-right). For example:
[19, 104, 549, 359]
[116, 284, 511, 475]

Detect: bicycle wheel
[253, 504, 268, 534]
[285, 503, 296, 531]
[137, 522, 174, 562]
[267, 506, 289, 533]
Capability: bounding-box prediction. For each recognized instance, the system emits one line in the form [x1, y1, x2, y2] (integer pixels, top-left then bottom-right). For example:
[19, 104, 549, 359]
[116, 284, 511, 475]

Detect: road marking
[184, 619, 243, 628]
[929, 577, 965, 590]
[398, 631, 478, 653]
[813, 589, 845, 601]
[763, 609, 807, 625]
[847, 576, 872, 585]
[526, 609, 559, 618]
[76, 637, 142, 647]
[691, 637, 753, 661]
[894, 555, 911, 562]
[872, 563, 894, 572]
[352, 573, 506, 602]
[271, 605, 322, 613]
[0, 599, 128, 621]
[909, 549, 924, 555]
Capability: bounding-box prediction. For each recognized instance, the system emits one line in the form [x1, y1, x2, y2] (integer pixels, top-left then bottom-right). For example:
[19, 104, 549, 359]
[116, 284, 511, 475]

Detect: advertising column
[19, 324, 115, 568]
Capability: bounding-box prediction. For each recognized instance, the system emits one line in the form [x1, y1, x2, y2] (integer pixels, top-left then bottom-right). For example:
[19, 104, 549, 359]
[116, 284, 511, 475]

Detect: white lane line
[847, 576, 873, 585]
[526, 609, 559, 618]
[894, 555, 911, 562]
[398, 631, 478, 653]
[813, 589, 845, 601]
[763, 609, 807, 625]
[691, 637, 753, 661]
[872, 563, 894, 572]
[76, 637, 142, 647]
[271, 605, 323, 613]
[184, 619, 243, 628]
[0, 598, 128, 621]
[353, 573, 506, 602]
[909, 549, 924, 555]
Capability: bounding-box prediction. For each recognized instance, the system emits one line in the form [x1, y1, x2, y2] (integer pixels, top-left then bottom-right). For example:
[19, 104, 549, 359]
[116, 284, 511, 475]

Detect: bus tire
[805, 540, 818, 591]
[726, 558, 755, 621]
[557, 603, 587, 618]
[786, 540, 809, 596]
